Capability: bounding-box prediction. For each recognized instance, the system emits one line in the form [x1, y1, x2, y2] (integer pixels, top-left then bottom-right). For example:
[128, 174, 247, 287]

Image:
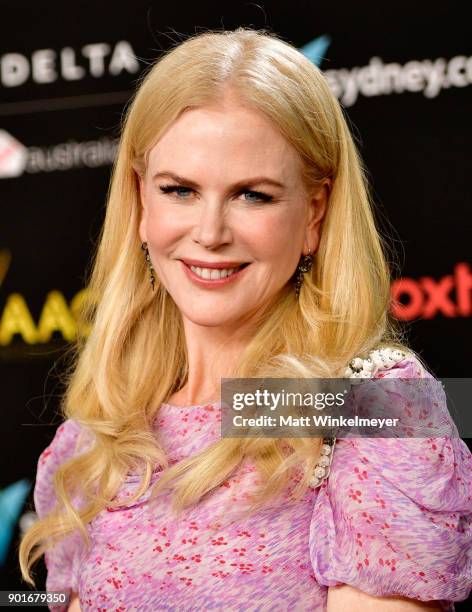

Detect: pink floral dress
[34, 357, 472, 611]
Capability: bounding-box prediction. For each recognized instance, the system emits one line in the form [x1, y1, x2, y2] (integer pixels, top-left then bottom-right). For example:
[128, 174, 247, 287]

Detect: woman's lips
[180, 260, 250, 287]
[180, 258, 249, 269]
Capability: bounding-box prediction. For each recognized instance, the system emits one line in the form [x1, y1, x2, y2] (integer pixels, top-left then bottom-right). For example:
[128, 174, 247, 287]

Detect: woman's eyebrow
[152, 171, 286, 190]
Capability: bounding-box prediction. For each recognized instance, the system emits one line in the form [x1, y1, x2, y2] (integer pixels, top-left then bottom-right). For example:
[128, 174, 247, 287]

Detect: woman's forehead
[146, 104, 302, 182]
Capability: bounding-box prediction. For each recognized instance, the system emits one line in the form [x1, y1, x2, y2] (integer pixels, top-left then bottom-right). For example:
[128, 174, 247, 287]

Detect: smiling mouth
[183, 261, 250, 280]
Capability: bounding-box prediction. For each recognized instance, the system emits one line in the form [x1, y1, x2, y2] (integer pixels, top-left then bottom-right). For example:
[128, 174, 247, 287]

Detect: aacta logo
[392, 262, 472, 320]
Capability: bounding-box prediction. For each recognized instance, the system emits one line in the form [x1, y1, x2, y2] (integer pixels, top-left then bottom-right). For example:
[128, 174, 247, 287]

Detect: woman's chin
[181, 312, 240, 328]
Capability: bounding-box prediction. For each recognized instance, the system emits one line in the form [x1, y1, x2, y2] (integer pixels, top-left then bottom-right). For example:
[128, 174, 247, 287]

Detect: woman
[19, 27, 471, 611]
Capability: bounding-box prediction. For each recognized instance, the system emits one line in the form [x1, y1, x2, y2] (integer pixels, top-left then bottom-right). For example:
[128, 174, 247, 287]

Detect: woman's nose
[192, 200, 232, 249]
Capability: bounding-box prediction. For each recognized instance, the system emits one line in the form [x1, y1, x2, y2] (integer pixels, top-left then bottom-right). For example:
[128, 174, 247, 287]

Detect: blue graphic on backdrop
[0, 479, 31, 566]
[299, 34, 331, 67]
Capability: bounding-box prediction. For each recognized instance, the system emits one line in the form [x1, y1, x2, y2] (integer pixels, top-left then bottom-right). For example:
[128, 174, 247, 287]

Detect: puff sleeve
[33, 419, 92, 609]
[309, 357, 472, 609]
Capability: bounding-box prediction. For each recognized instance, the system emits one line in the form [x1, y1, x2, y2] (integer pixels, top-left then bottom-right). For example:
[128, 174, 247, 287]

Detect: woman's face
[138, 91, 329, 330]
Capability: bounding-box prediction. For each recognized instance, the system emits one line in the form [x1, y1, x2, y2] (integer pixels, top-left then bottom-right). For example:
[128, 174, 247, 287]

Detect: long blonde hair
[19, 26, 408, 585]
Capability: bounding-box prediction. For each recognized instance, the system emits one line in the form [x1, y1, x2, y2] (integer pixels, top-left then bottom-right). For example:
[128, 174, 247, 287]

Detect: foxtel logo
[391, 262, 472, 320]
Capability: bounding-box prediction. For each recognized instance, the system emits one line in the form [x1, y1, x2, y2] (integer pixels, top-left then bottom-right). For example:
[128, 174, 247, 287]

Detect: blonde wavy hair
[19, 26, 409, 585]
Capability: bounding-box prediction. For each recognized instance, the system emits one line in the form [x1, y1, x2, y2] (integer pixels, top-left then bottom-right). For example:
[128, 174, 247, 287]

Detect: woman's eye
[159, 185, 194, 198]
[158, 185, 273, 204]
[243, 190, 273, 203]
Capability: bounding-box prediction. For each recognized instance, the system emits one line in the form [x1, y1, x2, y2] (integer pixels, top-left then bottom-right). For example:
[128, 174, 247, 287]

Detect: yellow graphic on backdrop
[0, 246, 94, 346]
[0, 289, 91, 346]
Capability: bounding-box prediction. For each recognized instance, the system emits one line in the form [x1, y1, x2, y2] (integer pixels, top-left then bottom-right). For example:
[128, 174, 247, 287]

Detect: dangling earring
[141, 242, 156, 291]
[294, 248, 313, 297]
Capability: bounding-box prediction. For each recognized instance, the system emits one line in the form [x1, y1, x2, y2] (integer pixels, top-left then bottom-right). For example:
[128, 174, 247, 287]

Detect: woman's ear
[137, 171, 145, 207]
[305, 178, 331, 253]
[137, 173, 147, 244]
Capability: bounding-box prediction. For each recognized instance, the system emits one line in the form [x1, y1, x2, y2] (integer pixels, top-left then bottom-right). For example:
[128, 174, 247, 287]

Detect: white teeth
[189, 265, 241, 280]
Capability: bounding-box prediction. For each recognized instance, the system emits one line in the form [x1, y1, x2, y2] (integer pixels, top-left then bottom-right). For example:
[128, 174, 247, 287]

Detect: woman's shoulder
[331, 349, 469, 507]
[308, 350, 472, 603]
[34, 418, 92, 519]
[345, 346, 425, 379]
[33, 418, 93, 599]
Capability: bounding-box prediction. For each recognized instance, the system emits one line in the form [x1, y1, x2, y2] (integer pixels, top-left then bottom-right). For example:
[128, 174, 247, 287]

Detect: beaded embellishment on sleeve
[309, 347, 407, 488]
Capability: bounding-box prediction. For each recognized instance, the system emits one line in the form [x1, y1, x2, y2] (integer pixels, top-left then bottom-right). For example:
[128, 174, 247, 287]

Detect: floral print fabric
[33, 357, 472, 611]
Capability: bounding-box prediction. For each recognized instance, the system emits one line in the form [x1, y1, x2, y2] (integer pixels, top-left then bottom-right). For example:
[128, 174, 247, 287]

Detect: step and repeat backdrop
[0, 0, 470, 601]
